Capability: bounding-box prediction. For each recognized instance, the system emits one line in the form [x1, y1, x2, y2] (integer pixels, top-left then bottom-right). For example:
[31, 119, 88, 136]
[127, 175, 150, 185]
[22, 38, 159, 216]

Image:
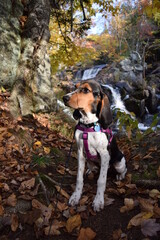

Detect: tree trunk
[0, 0, 56, 116]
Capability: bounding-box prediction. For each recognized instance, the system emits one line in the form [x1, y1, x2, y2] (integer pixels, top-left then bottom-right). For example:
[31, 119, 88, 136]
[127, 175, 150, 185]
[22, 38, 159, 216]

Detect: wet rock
[124, 98, 146, 118]
[145, 88, 158, 113]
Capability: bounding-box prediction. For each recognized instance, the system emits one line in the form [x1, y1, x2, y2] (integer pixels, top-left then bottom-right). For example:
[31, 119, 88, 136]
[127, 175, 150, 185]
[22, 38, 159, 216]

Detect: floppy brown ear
[73, 109, 82, 120]
[98, 94, 112, 129]
[75, 82, 81, 88]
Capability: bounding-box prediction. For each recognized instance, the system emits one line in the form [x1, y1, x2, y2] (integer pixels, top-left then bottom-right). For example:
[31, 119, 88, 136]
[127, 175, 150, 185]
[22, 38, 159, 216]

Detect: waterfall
[102, 84, 155, 131]
[82, 64, 106, 80]
[102, 84, 130, 115]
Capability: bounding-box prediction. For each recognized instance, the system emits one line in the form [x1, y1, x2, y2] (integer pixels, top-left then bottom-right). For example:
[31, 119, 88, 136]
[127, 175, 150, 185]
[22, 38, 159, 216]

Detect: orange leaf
[78, 227, 96, 240]
[6, 193, 17, 207]
[11, 214, 19, 232]
[66, 214, 81, 233]
[55, 185, 70, 199]
[19, 178, 35, 191]
[0, 205, 4, 216]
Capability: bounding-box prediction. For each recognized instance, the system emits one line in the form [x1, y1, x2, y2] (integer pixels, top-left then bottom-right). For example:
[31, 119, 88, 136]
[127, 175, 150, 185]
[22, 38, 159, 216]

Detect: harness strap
[83, 132, 98, 160]
[76, 124, 113, 160]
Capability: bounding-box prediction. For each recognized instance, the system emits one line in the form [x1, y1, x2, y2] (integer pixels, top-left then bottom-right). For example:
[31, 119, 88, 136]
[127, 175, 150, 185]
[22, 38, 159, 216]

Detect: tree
[0, 0, 117, 116]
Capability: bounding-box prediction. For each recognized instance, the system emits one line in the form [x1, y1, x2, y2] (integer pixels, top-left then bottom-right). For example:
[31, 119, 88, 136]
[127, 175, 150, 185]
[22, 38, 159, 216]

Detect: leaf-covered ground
[0, 90, 160, 240]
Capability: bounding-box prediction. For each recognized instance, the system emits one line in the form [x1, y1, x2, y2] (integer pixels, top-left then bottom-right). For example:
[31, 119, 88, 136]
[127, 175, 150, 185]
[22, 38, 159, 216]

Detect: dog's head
[63, 80, 112, 128]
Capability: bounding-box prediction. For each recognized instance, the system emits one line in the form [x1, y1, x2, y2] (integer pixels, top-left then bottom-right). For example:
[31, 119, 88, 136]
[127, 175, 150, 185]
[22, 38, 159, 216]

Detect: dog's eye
[81, 88, 90, 94]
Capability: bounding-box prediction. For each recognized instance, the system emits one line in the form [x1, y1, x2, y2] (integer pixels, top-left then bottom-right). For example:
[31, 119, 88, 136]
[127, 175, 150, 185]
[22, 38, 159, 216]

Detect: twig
[132, 179, 160, 188]
[44, 174, 61, 186]
[37, 173, 50, 205]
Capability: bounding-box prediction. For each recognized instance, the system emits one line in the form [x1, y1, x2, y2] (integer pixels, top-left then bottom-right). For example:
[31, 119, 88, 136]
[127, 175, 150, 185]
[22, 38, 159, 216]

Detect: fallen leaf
[57, 201, 68, 212]
[104, 195, 115, 206]
[43, 146, 50, 154]
[156, 166, 160, 178]
[78, 227, 96, 240]
[112, 228, 122, 240]
[11, 214, 18, 232]
[6, 193, 17, 207]
[44, 220, 65, 236]
[120, 198, 135, 213]
[56, 165, 65, 175]
[33, 141, 42, 149]
[3, 183, 10, 192]
[127, 212, 153, 229]
[141, 219, 160, 237]
[77, 205, 87, 212]
[32, 199, 52, 224]
[149, 189, 160, 199]
[138, 197, 154, 213]
[66, 214, 81, 233]
[80, 196, 88, 205]
[19, 178, 35, 191]
[0, 205, 4, 216]
[55, 185, 70, 199]
[153, 204, 160, 218]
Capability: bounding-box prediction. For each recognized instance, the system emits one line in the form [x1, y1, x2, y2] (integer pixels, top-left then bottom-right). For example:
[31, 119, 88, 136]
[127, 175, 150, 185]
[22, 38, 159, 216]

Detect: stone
[134, 64, 143, 71]
[145, 88, 158, 113]
[124, 97, 146, 118]
[0, 1, 23, 87]
[120, 58, 131, 66]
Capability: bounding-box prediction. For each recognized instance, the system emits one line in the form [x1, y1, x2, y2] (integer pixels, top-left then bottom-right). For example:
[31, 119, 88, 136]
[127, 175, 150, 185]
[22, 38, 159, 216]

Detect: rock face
[0, 0, 23, 87]
[0, 0, 56, 116]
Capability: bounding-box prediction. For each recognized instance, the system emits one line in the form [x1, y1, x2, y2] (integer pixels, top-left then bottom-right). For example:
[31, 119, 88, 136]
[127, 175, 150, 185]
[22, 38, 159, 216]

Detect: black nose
[63, 95, 70, 104]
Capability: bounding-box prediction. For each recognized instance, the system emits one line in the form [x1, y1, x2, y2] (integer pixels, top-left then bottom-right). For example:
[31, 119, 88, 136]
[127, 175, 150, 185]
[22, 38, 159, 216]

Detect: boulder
[124, 98, 146, 118]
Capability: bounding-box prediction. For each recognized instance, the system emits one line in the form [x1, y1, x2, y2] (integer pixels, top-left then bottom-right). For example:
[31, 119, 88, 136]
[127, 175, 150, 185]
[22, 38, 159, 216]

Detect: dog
[63, 80, 127, 211]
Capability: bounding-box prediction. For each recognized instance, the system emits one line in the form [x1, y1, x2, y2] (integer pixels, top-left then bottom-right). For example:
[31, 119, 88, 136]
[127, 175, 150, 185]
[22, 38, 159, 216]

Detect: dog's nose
[63, 95, 70, 104]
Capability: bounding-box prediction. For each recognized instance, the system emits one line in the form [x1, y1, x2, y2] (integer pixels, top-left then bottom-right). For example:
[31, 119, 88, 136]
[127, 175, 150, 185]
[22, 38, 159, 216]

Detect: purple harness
[76, 123, 113, 161]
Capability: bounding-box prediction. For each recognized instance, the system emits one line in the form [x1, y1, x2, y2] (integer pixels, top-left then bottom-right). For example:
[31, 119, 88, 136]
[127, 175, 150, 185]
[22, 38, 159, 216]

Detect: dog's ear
[98, 93, 112, 129]
[73, 109, 82, 120]
[75, 82, 81, 88]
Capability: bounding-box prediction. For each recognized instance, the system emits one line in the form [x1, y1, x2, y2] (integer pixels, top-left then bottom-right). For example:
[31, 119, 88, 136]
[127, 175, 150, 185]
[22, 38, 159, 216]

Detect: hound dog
[63, 80, 127, 212]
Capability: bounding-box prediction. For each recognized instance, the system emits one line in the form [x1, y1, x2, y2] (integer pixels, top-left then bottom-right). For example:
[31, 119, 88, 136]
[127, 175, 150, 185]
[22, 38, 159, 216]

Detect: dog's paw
[92, 194, 104, 212]
[116, 168, 127, 181]
[69, 192, 80, 206]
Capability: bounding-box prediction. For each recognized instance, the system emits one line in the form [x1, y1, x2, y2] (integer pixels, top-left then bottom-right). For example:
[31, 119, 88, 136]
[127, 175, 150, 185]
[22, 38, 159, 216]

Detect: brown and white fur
[63, 80, 127, 211]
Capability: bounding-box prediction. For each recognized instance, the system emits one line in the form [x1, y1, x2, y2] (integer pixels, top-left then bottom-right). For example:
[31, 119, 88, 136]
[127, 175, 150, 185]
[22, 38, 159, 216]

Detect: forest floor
[0, 89, 160, 240]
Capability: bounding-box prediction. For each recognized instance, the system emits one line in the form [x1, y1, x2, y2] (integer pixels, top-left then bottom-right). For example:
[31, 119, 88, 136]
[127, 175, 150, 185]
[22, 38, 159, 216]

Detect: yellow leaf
[127, 212, 153, 229]
[0, 87, 6, 93]
[149, 189, 160, 199]
[66, 214, 81, 233]
[33, 141, 42, 149]
[43, 147, 50, 154]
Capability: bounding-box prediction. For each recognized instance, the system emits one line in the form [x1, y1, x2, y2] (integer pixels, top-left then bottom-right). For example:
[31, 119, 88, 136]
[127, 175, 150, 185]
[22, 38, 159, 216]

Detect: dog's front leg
[69, 149, 85, 206]
[93, 150, 110, 212]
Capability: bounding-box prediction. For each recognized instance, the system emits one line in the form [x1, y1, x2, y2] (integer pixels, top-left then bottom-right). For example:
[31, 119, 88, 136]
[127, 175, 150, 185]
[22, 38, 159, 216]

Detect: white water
[102, 84, 152, 131]
[102, 84, 130, 115]
[82, 64, 106, 80]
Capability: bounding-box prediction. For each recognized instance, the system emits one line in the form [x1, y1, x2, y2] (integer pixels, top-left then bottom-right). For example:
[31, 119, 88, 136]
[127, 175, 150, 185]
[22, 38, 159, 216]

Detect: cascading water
[82, 64, 106, 80]
[102, 85, 156, 131]
[102, 85, 130, 115]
